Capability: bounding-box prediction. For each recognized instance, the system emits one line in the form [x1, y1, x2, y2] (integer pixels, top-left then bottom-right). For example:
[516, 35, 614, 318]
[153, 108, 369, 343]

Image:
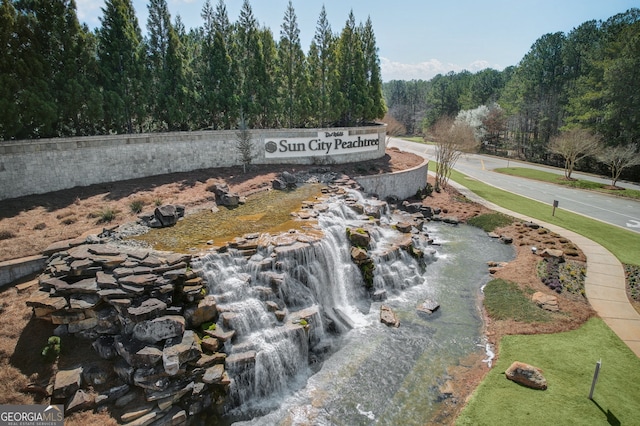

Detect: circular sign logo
[265, 141, 278, 153]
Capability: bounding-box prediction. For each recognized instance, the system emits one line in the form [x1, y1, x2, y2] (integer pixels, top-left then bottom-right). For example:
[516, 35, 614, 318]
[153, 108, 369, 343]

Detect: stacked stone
[26, 241, 230, 423]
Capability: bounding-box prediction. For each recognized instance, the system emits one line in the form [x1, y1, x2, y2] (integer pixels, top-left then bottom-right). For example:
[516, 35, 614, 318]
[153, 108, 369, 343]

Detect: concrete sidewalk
[449, 180, 640, 358]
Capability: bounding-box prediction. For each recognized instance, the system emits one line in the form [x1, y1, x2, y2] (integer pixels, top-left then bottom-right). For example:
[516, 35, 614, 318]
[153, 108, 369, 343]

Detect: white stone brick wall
[0, 126, 386, 200]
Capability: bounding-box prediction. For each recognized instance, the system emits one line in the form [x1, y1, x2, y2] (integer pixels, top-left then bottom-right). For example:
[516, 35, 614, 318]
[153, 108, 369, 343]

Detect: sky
[75, 0, 639, 81]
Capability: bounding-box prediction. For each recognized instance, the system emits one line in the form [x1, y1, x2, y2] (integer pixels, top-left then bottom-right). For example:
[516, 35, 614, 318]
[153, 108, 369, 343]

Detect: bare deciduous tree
[597, 143, 640, 188]
[382, 112, 406, 147]
[427, 116, 478, 191]
[236, 112, 253, 173]
[549, 128, 602, 180]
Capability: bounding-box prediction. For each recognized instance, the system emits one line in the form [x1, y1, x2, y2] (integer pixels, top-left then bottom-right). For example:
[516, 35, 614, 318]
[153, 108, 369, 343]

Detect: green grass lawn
[433, 163, 640, 424]
[495, 167, 640, 200]
[435, 165, 640, 266]
[482, 279, 552, 322]
[456, 318, 640, 425]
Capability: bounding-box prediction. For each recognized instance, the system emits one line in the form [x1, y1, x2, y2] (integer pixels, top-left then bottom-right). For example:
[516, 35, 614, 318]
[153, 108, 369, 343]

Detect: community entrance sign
[264, 131, 380, 158]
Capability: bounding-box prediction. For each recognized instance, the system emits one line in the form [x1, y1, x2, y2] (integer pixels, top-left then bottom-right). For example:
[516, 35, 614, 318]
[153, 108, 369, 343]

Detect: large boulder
[363, 200, 387, 219]
[505, 361, 548, 390]
[53, 367, 83, 399]
[395, 222, 413, 233]
[350, 247, 369, 264]
[162, 330, 202, 376]
[211, 183, 240, 206]
[127, 298, 168, 322]
[417, 299, 440, 315]
[281, 171, 298, 189]
[402, 201, 422, 214]
[133, 315, 186, 343]
[540, 248, 564, 261]
[348, 228, 371, 248]
[532, 292, 559, 312]
[154, 205, 179, 227]
[380, 305, 400, 328]
[184, 295, 217, 327]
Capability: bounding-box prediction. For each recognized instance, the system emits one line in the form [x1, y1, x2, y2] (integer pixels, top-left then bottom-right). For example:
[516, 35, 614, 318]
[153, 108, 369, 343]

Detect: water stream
[192, 188, 514, 425]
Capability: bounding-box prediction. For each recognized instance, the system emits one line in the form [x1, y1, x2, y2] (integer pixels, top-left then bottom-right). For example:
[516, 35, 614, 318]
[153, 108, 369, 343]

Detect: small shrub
[41, 336, 61, 362]
[95, 207, 116, 223]
[0, 230, 16, 240]
[33, 222, 47, 230]
[415, 183, 433, 199]
[154, 197, 163, 206]
[201, 321, 216, 331]
[299, 318, 308, 326]
[129, 199, 145, 214]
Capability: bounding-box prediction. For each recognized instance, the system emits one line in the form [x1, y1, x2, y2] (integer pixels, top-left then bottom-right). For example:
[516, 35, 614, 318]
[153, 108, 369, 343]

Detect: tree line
[0, 0, 386, 140]
[383, 8, 640, 181]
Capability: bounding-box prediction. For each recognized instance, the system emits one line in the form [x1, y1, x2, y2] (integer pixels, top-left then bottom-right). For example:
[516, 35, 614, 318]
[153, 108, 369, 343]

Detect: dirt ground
[0, 148, 424, 263]
[0, 147, 594, 424]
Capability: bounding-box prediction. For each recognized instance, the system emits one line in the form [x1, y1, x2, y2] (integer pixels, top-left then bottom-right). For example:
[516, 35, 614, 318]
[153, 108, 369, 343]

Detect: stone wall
[355, 157, 429, 200]
[0, 255, 47, 287]
[0, 126, 386, 201]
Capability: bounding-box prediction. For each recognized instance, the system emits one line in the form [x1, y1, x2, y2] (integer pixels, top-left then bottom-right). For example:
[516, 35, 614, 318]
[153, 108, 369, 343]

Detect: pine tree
[98, 0, 146, 133]
[10, 0, 59, 138]
[258, 28, 279, 128]
[361, 17, 386, 123]
[335, 11, 367, 126]
[235, 0, 268, 127]
[277, 1, 310, 128]
[146, 0, 188, 130]
[173, 15, 199, 130]
[0, 0, 20, 139]
[200, 0, 236, 129]
[58, 20, 103, 136]
[308, 5, 337, 127]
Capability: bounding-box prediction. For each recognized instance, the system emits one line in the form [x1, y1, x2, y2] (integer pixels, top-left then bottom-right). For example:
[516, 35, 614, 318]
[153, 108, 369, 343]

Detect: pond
[132, 184, 324, 252]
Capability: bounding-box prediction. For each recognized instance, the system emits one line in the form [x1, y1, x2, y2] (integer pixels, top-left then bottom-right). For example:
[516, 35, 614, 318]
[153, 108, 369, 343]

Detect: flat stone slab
[53, 367, 83, 399]
[417, 299, 440, 315]
[202, 364, 225, 384]
[532, 292, 559, 312]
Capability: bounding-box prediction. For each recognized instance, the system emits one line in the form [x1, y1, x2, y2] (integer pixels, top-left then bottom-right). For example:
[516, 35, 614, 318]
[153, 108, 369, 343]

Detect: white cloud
[75, 0, 103, 28]
[380, 57, 503, 81]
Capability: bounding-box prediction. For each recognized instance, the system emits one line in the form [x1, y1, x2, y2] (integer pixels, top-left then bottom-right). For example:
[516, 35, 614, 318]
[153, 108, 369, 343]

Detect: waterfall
[192, 188, 438, 418]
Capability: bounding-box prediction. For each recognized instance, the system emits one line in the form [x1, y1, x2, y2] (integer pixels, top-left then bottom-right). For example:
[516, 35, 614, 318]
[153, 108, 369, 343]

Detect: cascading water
[193, 187, 514, 425]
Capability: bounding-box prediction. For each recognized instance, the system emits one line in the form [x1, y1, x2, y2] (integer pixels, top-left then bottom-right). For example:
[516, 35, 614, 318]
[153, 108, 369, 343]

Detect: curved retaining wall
[0, 126, 386, 200]
[355, 157, 429, 200]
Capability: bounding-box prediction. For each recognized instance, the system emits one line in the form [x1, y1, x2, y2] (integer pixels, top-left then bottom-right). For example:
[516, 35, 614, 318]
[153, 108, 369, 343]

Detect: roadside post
[589, 360, 602, 400]
[552, 200, 559, 216]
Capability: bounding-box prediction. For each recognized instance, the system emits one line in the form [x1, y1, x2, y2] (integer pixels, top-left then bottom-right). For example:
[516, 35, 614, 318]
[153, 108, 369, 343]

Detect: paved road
[388, 138, 640, 234]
